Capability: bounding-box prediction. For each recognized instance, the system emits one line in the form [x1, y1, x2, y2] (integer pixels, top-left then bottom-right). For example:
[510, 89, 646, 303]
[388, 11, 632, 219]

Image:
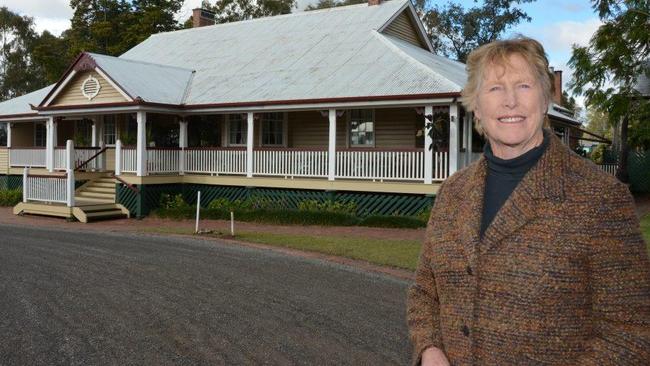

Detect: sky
[2, 0, 601, 109]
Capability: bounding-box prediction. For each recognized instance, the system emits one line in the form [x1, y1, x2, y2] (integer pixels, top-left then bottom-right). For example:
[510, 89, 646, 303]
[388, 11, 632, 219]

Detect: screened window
[229, 114, 247, 145]
[261, 112, 284, 146]
[0, 123, 7, 146]
[34, 123, 46, 147]
[349, 109, 374, 147]
[104, 116, 116, 145]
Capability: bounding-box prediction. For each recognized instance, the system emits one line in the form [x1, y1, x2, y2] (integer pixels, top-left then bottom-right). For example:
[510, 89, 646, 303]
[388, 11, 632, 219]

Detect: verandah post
[179, 118, 188, 175]
[246, 112, 254, 178]
[6, 122, 11, 148]
[136, 111, 147, 177]
[46, 116, 56, 172]
[66, 168, 75, 207]
[449, 103, 459, 176]
[424, 105, 433, 184]
[65, 139, 74, 170]
[328, 109, 337, 181]
[22, 167, 28, 203]
[115, 140, 122, 176]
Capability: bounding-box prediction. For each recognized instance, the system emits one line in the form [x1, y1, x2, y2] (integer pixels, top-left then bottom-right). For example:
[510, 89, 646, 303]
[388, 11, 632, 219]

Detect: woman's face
[474, 53, 547, 159]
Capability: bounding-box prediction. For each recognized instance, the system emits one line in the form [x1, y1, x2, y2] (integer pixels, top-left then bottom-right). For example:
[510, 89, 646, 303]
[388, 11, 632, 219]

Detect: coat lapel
[480, 131, 568, 255]
[456, 157, 487, 270]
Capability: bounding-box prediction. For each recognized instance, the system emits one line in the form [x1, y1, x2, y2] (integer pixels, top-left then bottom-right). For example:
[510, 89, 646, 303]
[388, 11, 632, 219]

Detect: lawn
[641, 214, 650, 254]
[140, 227, 422, 271]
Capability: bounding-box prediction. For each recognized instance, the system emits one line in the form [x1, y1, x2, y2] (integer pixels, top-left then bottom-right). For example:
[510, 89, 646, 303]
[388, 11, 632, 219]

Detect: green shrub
[0, 189, 22, 206]
[160, 193, 189, 210]
[359, 215, 426, 229]
[297, 199, 357, 215]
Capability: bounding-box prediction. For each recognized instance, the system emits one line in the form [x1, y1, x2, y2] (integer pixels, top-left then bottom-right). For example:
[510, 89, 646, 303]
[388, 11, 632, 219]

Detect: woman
[407, 37, 650, 365]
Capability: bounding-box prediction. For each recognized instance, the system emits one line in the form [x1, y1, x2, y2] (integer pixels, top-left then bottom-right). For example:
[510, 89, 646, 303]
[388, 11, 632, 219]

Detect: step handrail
[75, 147, 108, 172]
[111, 174, 140, 195]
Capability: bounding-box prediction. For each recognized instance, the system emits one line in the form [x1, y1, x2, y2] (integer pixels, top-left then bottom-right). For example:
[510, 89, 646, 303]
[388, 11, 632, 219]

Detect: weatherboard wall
[51, 70, 127, 106]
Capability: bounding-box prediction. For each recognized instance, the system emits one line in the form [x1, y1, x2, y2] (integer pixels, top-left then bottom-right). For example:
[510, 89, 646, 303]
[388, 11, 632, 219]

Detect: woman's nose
[503, 87, 517, 108]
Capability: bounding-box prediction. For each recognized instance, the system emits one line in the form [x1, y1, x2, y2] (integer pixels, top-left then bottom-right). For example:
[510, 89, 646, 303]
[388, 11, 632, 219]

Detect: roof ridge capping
[85, 52, 194, 72]
[146, 0, 408, 38]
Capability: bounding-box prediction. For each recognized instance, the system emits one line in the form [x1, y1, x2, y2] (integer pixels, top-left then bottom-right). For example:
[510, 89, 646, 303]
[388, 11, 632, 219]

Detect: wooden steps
[13, 175, 130, 223]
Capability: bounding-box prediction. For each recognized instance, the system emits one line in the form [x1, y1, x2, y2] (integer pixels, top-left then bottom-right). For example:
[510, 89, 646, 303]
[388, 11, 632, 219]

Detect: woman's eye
[488, 86, 502, 92]
[518, 84, 531, 89]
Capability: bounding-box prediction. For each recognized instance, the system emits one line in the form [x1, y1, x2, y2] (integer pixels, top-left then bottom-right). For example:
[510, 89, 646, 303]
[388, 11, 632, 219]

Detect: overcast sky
[2, 0, 601, 109]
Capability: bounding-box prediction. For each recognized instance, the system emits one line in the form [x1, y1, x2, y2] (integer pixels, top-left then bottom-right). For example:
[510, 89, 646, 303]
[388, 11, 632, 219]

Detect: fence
[22, 167, 75, 206]
[254, 149, 328, 178]
[54, 147, 102, 170]
[184, 148, 247, 175]
[9, 148, 46, 167]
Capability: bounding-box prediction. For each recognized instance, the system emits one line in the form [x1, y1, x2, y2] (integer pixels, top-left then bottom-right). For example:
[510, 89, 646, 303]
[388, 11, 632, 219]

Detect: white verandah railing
[115, 142, 450, 183]
[9, 148, 46, 167]
[54, 147, 101, 170]
[22, 169, 75, 207]
[185, 148, 247, 175]
[254, 148, 328, 178]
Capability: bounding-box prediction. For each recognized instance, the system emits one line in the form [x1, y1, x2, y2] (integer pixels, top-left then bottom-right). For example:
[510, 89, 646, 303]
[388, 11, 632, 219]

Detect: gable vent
[81, 76, 101, 100]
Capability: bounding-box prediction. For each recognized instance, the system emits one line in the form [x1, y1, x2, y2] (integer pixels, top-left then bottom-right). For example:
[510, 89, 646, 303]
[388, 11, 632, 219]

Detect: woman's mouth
[497, 116, 526, 123]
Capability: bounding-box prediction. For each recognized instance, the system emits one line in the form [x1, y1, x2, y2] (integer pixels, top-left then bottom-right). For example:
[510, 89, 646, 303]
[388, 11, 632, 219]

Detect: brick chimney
[192, 8, 215, 28]
[368, 0, 381, 5]
[553, 69, 562, 105]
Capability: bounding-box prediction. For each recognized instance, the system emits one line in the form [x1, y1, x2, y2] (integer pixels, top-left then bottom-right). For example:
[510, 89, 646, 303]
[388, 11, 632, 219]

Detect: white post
[328, 109, 337, 181]
[22, 167, 28, 203]
[462, 113, 470, 168]
[246, 112, 254, 178]
[179, 119, 188, 175]
[449, 104, 459, 176]
[136, 111, 147, 177]
[6, 122, 12, 148]
[91, 119, 98, 146]
[115, 139, 122, 176]
[424, 105, 434, 184]
[66, 168, 75, 207]
[195, 191, 201, 233]
[66, 139, 74, 170]
[230, 211, 235, 236]
[46, 117, 55, 172]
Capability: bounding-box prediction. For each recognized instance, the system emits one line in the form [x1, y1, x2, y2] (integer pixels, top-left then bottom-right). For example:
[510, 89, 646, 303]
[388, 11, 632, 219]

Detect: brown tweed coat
[407, 131, 650, 365]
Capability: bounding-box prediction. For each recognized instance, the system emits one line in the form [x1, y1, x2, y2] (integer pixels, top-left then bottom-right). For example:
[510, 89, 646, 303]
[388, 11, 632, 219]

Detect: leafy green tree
[200, 0, 296, 24]
[32, 31, 71, 84]
[585, 105, 613, 139]
[0, 7, 47, 100]
[569, 0, 650, 182]
[305, 0, 366, 11]
[418, 0, 535, 62]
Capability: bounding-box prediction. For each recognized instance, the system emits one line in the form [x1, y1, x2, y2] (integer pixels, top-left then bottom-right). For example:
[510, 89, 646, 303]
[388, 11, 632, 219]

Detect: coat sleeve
[575, 183, 650, 365]
[406, 185, 447, 365]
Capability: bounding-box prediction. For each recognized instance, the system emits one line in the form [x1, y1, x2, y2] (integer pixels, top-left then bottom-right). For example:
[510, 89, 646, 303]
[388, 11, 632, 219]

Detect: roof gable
[50, 70, 128, 106]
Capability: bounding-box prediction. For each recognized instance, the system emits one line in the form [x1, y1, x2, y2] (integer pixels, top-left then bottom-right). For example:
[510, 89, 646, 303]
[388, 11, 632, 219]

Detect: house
[0, 0, 584, 221]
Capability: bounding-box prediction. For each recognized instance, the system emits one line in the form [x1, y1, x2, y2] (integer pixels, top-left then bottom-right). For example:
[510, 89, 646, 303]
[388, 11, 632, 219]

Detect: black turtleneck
[480, 131, 550, 237]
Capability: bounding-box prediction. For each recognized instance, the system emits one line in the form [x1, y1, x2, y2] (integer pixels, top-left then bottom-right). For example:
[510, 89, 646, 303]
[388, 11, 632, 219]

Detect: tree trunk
[616, 114, 630, 183]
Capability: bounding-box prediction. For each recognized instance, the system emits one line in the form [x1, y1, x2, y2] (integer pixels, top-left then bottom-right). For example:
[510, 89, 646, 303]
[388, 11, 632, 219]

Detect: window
[261, 112, 284, 146]
[75, 119, 93, 146]
[34, 123, 46, 147]
[229, 114, 247, 145]
[349, 109, 374, 147]
[0, 123, 7, 146]
[104, 116, 116, 145]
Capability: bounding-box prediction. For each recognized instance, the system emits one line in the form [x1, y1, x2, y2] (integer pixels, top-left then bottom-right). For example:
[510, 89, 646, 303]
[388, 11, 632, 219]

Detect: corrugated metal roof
[89, 53, 195, 104]
[119, 0, 462, 105]
[0, 85, 54, 117]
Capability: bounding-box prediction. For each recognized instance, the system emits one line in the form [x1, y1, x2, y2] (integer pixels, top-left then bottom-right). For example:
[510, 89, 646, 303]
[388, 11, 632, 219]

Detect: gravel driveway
[0, 224, 411, 365]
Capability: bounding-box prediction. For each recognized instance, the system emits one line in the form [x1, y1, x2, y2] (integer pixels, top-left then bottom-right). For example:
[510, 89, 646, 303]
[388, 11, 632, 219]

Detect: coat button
[466, 266, 473, 275]
[461, 325, 470, 337]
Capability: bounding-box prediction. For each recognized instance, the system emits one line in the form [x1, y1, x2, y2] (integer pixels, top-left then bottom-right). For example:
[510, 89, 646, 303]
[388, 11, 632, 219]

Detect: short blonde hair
[460, 36, 554, 134]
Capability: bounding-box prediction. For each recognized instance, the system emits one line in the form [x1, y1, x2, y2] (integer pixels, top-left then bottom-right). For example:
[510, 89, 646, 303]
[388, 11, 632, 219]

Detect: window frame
[103, 115, 117, 147]
[259, 112, 287, 147]
[347, 109, 375, 148]
[34, 122, 47, 147]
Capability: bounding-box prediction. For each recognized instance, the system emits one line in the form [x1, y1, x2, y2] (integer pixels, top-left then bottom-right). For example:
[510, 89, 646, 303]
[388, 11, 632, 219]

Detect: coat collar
[456, 129, 568, 268]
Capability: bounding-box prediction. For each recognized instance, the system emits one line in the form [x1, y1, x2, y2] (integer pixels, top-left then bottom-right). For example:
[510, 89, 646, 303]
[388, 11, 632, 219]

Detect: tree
[569, 0, 650, 183]
[67, 0, 183, 58]
[305, 0, 365, 11]
[0, 7, 47, 101]
[418, 0, 536, 62]
[585, 105, 613, 139]
[201, 0, 296, 24]
[32, 31, 70, 84]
